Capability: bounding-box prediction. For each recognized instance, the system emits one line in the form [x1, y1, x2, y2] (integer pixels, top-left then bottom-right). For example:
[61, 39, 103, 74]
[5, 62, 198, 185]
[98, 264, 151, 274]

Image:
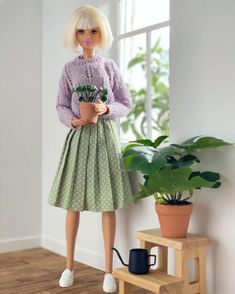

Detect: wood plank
[135, 229, 210, 250]
[113, 267, 184, 293]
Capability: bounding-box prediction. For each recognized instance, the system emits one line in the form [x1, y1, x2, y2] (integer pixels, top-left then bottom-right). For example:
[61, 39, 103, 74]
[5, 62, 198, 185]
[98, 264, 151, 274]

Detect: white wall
[170, 1, 235, 293]
[1, 1, 234, 293]
[41, 0, 157, 272]
[0, 0, 42, 251]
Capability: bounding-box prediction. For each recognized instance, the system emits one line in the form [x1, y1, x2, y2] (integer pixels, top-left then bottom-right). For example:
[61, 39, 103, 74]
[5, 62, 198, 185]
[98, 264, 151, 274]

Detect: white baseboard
[0, 235, 41, 253]
[41, 235, 120, 271]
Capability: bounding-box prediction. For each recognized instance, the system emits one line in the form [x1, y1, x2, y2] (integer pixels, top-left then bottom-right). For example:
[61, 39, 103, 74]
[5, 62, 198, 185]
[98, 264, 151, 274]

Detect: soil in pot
[155, 203, 193, 238]
[80, 102, 98, 124]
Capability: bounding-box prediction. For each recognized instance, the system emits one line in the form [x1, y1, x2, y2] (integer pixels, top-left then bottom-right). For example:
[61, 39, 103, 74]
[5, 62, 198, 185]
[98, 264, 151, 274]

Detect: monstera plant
[122, 135, 233, 237]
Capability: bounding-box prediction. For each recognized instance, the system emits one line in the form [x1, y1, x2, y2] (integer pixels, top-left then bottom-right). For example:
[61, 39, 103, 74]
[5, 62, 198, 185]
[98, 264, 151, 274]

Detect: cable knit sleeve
[56, 64, 77, 129]
[101, 59, 133, 118]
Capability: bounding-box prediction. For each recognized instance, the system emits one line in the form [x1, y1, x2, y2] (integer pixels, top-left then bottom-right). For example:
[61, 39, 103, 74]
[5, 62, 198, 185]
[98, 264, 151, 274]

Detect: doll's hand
[94, 99, 109, 115]
[71, 117, 90, 127]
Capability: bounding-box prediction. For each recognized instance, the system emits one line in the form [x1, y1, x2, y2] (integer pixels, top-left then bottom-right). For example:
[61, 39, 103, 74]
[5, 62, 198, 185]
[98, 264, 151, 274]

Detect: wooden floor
[0, 247, 152, 293]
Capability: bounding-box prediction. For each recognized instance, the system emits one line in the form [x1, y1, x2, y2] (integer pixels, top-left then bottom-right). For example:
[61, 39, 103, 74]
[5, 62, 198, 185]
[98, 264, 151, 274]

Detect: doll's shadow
[115, 171, 145, 260]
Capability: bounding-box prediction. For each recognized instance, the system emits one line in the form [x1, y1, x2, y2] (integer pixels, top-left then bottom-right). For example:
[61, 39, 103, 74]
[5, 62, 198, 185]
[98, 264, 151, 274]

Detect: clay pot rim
[79, 101, 97, 105]
[155, 202, 193, 206]
[155, 202, 193, 216]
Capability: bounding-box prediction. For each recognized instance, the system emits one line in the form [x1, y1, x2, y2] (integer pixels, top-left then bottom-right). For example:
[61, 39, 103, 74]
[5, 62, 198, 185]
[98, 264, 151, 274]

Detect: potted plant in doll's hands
[122, 135, 233, 238]
[72, 85, 108, 124]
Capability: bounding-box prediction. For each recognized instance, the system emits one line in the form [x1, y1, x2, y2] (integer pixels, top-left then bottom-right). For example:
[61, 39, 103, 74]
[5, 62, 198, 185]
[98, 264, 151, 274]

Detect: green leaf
[151, 153, 167, 173]
[123, 145, 156, 158]
[129, 139, 155, 146]
[122, 142, 143, 153]
[134, 183, 154, 200]
[123, 154, 138, 170]
[212, 182, 221, 188]
[167, 154, 200, 169]
[151, 38, 161, 53]
[100, 95, 107, 102]
[153, 135, 168, 147]
[181, 136, 201, 145]
[102, 88, 108, 95]
[198, 171, 220, 182]
[147, 166, 221, 195]
[179, 136, 233, 151]
[122, 146, 157, 174]
[127, 55, 145, 69]
[157, 146, 183, 157]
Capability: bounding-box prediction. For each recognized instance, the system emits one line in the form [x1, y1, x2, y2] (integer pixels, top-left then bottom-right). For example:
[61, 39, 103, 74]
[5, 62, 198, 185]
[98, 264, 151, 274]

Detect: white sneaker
[59, 268, 74, 287]
[103, 273, 117, 293]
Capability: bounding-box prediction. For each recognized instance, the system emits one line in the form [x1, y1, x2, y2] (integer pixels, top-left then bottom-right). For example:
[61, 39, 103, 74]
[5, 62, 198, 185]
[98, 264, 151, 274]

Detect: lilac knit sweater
[56, 53, 133, 129]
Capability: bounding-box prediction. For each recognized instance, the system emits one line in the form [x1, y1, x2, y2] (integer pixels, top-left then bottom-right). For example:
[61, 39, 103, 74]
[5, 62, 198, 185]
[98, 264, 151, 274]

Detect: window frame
[112, 0, 170, 148]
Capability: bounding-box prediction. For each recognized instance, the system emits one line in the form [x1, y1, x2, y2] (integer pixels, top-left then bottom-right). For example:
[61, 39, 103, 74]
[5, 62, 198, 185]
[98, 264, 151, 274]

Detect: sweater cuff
[101, 104, 117, 118]
[103, 105, 110, 114]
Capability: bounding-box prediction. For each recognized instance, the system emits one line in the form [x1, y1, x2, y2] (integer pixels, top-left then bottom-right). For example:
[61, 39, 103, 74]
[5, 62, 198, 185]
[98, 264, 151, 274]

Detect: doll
[47, 4, 136, 293]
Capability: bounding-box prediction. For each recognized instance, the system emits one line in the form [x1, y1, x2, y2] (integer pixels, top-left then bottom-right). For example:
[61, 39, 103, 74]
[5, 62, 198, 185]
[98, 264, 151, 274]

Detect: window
[116, 0, 170, 144]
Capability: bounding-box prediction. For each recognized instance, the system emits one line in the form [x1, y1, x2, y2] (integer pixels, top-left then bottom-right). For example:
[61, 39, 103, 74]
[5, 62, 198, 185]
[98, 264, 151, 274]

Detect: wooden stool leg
[198, 246, 207, 294]
[168, 290, 182, 294]
[174, 290, 182, 294]
[158, 246, 168, 273]
[175, 249, 190, 294]
[119, 280, 132, 294]
[140, 241, 168, 273]
[140, 240, 155, 251]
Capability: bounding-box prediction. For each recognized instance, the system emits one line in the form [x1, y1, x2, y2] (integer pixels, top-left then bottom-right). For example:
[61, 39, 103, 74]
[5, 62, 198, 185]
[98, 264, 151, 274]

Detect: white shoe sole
[103, 286, 117, 293]
[59, 280, 73, 287]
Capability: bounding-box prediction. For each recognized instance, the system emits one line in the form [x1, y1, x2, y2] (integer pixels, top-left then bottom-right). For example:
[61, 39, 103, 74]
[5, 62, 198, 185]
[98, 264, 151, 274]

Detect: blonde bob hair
[63, 5, 113, 53]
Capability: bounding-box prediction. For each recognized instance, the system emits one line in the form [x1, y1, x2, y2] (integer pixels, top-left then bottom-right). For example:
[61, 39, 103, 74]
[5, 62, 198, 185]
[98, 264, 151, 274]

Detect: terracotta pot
[80, 102, 98, 124]
[155, 203, 193, 238]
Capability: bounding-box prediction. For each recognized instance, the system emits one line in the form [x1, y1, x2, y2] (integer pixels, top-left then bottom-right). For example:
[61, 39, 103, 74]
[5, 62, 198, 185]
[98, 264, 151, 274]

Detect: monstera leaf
[122, 145, 157, 174]
[146, 166, 221, 194]
[126, 135, 168, 148]
[171, 136, 233, 153]
[123, 144, 184, 175]
[134, 166, 221, 202]
[166, 154, 200, 169]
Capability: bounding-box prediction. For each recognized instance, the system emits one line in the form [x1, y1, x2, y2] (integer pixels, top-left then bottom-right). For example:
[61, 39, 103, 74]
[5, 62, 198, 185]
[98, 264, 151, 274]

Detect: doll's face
[76, 27, 101, 50]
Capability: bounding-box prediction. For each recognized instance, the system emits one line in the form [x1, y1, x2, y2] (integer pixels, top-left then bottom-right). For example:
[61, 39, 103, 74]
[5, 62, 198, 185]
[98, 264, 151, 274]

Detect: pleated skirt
[47, 118, 137, 212]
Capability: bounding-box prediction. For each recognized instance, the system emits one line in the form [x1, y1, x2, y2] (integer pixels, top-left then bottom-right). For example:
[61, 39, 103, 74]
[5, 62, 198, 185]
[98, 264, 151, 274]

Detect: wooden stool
[113, 266, 184, 294]
[135, 228, 210, 294]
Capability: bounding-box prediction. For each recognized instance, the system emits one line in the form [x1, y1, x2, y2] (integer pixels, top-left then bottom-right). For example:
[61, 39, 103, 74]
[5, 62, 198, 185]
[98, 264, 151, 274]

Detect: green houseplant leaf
[171, 136, 233, 153]
[72, 84, 108, 103]
[123, 135, 233, 205]
[147, 166, 221, 194]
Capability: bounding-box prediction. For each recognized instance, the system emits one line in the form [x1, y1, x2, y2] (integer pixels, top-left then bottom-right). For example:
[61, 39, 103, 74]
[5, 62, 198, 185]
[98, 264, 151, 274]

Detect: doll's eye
[77, 29, 85, 34]
[91, 29, 98, 34]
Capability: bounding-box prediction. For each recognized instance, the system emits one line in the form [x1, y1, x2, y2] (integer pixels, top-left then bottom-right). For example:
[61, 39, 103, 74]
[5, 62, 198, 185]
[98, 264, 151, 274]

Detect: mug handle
[148, 254, 156, 266]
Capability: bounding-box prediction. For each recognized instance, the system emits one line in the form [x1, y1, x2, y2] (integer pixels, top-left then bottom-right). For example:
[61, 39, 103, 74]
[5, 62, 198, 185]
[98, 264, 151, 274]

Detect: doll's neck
[82, 48, 95, 59]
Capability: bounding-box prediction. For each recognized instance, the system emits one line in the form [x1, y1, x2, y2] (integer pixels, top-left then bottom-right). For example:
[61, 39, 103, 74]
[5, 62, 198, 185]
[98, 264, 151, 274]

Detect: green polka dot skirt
[47, 118, 137, 212]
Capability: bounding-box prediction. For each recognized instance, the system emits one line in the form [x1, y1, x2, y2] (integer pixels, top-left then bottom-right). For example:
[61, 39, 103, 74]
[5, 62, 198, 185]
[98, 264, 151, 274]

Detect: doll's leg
[66, 210, 80, 270]
[102, 211, 116, 273]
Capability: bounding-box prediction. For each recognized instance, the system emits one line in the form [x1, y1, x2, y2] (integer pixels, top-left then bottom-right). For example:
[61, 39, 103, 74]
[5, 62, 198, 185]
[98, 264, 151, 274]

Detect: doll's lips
[84, 39, 92, 45]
